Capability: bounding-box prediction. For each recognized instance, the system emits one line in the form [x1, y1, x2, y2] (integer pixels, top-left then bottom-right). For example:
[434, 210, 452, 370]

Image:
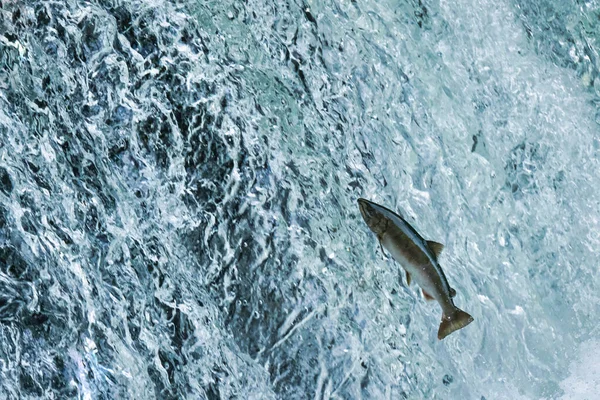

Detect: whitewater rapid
[1, 0, 599, 398]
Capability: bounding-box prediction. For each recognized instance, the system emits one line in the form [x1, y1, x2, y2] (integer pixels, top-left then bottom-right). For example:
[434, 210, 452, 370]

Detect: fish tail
[437, 308, 474, 340]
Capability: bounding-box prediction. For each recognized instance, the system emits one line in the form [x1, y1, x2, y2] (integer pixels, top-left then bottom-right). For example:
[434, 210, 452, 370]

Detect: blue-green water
[1, 0, 599, 398]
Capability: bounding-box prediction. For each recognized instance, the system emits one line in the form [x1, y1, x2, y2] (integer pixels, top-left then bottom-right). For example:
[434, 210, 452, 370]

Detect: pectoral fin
[426, 240, 444, 260]
[422, 289, 435, 301]
[378, 240, 387, 257]
[405, 271, 412, 286]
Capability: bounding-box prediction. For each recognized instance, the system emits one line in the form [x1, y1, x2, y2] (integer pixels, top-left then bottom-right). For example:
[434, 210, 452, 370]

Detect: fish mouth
[357, 198, 375, 220]
[357, 198, 371, 208]
[357, 198, 368, 213]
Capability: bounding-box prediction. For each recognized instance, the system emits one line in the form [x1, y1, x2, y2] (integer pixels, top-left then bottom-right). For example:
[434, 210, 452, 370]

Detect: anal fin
[422, 289, 435, 301]
[405, 271, 412, 286]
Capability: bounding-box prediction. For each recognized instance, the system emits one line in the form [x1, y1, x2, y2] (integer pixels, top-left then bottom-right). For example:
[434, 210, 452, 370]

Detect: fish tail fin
[437, 308, 474, 340]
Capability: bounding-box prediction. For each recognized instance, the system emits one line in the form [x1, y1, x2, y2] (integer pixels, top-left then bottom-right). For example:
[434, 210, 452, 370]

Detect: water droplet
[443, 374, 454, 386]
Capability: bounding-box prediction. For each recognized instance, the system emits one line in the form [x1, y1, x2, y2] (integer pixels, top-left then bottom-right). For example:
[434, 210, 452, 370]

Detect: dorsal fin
[426, 240, 444, 260]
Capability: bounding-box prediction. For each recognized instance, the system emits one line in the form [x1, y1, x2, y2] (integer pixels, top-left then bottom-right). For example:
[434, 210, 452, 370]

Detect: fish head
[357, 198, 388, 236]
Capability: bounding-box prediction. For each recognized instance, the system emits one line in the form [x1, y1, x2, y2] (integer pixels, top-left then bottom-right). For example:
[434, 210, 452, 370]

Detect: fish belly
[382, 234, 445, 303]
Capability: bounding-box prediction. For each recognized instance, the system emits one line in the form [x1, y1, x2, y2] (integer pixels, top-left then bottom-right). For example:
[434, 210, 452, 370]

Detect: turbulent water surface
[1, 0, 600, 398]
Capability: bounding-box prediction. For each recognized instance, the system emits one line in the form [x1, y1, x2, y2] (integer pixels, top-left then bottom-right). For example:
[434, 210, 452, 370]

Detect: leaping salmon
[357, 198, 473, 340]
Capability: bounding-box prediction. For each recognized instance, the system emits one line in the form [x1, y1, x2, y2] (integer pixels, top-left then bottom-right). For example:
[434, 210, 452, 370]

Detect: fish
[357, 198, 473, 340]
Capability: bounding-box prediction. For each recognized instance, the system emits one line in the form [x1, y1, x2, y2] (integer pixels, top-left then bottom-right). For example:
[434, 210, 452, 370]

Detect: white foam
[559, 340, 600, 400]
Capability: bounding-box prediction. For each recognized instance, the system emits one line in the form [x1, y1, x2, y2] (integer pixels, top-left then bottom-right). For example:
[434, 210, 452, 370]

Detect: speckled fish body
[357, 198, 473, 340]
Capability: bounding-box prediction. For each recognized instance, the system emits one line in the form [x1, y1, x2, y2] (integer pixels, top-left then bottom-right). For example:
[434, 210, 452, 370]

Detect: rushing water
[1, 0, 600, 398]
